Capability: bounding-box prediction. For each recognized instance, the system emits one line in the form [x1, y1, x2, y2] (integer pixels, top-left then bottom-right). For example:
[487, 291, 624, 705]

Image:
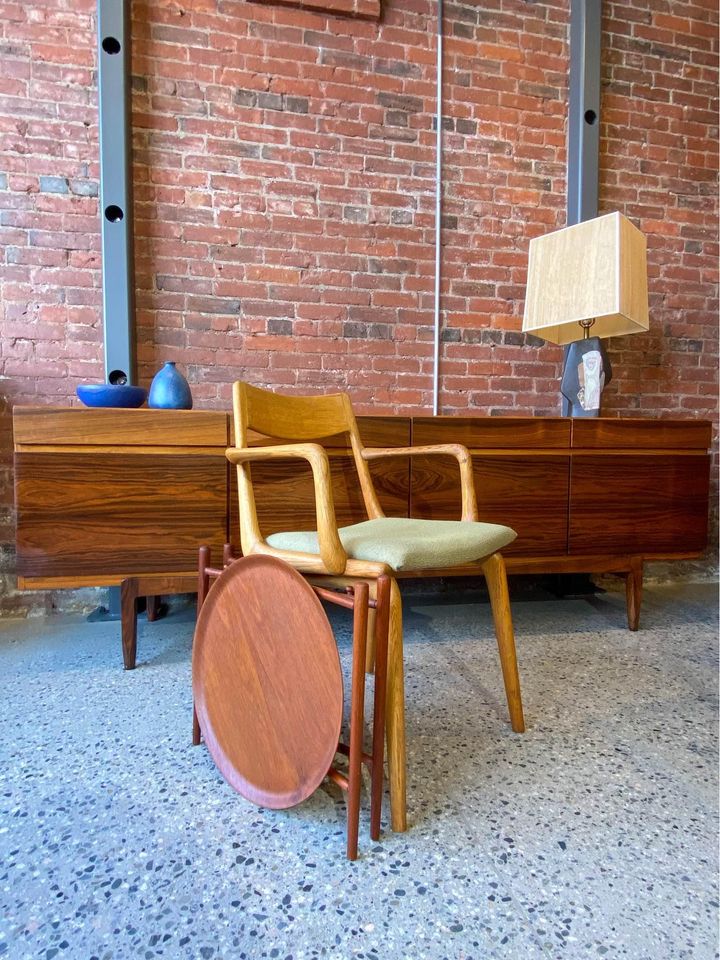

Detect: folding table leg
[192, 545, 211, 746]
[346, 581, 368, 861]
[370, 575, 390, 841]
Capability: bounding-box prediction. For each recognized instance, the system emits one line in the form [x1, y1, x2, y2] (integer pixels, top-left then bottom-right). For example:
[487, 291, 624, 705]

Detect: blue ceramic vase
[148, 362, 193, 410]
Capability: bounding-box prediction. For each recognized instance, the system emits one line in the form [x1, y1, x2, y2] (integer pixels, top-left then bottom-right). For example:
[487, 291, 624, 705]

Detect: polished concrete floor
[0, 581, 717, 960]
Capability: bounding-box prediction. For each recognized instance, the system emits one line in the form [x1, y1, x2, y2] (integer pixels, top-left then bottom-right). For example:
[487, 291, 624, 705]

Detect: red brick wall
[0, 0, 717, 602]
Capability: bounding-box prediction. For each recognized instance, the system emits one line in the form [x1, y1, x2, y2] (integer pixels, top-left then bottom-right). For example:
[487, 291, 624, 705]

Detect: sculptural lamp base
[560, 336, 612, 418]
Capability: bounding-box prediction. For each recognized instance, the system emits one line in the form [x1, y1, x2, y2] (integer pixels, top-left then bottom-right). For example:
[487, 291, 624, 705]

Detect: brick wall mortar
[0, 0, 717, 613]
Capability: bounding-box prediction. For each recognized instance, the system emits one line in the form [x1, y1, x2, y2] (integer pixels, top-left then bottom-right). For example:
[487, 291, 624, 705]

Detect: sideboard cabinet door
[410, 418, 571, 557]
[228, 417, 412, 552]
[14, 408, 230, 584]
[568, 420, 711, 556]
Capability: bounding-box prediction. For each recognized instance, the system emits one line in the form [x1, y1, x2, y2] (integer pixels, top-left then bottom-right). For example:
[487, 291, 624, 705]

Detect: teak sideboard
[13, 407, 712, 632]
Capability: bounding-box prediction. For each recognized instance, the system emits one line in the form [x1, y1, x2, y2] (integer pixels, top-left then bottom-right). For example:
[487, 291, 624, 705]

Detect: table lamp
[522, 211, 649, 416]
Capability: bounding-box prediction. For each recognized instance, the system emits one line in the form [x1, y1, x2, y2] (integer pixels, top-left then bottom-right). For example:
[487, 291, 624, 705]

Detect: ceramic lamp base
[560, 337, 613, 418]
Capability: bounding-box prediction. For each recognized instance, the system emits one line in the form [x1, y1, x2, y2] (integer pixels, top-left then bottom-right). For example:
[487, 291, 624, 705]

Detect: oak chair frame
[228, 381, 525, 833]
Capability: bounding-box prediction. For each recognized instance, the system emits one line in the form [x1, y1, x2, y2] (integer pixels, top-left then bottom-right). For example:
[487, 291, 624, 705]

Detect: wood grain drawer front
[229, 455, 410, 550]
[412, 417, 571, 449]
[409, 455, 570, 556]
[569, 454, 711, 554]
[13, 407, 229, 448]
[15, 453, 228, 579]
[571, 418, 712, 450]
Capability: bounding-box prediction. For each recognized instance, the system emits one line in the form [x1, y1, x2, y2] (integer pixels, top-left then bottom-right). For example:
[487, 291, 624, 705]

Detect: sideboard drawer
[569, 453, 711, 555]
[409, 454, 570, 556]
[13, 406, 229, 448]
[229, 454, 410, 549]
[15, 452, 228, 579]
[413, 416, 571, 450]
[571, 418, 712, 450]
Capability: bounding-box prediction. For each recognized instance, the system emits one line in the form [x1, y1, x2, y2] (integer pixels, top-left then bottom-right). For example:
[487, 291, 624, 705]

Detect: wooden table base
[192, 546, 391, 860]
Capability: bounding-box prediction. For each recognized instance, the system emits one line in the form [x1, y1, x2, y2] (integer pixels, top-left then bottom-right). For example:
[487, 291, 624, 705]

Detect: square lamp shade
[522, 211, 649, 346]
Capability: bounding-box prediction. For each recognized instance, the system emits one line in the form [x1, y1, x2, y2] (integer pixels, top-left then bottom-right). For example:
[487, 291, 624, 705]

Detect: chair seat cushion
[266, 517, 517, 572]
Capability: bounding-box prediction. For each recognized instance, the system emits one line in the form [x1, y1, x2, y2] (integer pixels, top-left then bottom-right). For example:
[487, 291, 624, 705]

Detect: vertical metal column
[97, 0, 136, 386]
[563, 0, 601, 415]
[567, 0, 601, 227]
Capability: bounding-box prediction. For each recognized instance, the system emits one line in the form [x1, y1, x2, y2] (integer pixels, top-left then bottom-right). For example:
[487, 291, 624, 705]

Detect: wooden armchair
[227, 382, 525, 833]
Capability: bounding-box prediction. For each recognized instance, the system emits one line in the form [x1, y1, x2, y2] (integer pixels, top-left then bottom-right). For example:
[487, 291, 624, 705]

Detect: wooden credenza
[14, 408, 712, 611]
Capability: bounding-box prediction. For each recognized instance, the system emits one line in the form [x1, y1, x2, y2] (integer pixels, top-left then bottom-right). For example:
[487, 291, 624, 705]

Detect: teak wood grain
[15, 452, 227, 578]
[569, 454, 711, 555]
[570, 418, 712, 450]
[412, 416, 571, 449]
[229, 455, 410, 549]
[192, 555, 344, 809]
[13, 406, 229, 447]
[408, 455, 570, 556]
[12, 408, 712, 588]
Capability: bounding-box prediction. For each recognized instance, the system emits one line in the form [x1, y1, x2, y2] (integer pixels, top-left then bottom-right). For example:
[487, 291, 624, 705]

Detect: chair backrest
[233, 381, 352, 445]
[231, 382, 385, 553]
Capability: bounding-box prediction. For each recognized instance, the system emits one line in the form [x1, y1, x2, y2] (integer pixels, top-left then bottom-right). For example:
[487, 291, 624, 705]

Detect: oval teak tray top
[192, 555, 343, 809]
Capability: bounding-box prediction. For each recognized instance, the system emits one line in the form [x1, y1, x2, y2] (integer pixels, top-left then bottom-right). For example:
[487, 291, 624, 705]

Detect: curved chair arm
[362, 444, 478, 522]
[226, 444, 347, 575]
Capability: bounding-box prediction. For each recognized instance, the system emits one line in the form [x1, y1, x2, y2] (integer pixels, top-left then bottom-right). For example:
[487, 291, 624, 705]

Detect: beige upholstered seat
[268, 518, 517, 572]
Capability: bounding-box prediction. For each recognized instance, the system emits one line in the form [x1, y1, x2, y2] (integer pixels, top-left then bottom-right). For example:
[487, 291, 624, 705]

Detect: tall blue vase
[148, 361, 193, 410]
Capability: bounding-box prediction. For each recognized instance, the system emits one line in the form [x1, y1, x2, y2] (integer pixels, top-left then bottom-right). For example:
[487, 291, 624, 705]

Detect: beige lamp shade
[522, 211, 649, 346]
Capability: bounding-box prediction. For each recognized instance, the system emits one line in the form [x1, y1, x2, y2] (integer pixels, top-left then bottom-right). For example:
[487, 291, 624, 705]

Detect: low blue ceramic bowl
[76, 384, 148, 408]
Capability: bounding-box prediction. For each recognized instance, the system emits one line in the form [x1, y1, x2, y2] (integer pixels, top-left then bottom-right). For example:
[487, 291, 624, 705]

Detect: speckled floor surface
[0, 581, 717, 960]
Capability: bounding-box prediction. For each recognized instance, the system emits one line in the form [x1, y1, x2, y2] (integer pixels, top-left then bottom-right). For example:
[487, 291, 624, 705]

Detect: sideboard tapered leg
[626, 558, 643, 631]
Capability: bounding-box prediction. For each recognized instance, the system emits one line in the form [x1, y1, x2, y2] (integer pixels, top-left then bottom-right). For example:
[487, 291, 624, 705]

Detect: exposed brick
[268, 317, 293, 335]
[38, 175, 68, 193]
[377, 92, 424, 113]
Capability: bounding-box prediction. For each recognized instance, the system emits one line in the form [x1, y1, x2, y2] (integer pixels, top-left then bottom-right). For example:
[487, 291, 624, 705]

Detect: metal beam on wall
[567, 0, 601, 227]
[97, 0, 136, 386]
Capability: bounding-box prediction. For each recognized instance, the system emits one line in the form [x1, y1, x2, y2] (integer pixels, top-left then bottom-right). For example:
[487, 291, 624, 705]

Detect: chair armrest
[226, 444, 347, 574]
[361, 444, 478, 522]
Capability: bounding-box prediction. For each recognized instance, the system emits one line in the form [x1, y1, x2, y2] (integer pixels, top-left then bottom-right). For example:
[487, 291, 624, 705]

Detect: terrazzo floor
[0, 581, 717, 960]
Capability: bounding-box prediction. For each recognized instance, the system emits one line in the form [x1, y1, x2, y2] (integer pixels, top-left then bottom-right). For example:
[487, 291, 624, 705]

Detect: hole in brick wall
[105, 205, 124, 223]
[102, 36, 121, 55]
[584, 109, 597, 125]
[108, 370, 128, 385]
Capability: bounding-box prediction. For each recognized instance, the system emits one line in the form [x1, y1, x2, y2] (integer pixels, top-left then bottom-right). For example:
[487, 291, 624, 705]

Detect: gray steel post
[567, 0, 601, 227]
[97, 0, 136, 385]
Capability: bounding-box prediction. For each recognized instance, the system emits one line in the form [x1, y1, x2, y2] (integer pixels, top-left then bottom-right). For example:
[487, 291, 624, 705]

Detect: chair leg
[385, 578, 407, 832]
[481, 553, 525, 734]
[370, 575, 391, 842]
[347, 582, 368, 861]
